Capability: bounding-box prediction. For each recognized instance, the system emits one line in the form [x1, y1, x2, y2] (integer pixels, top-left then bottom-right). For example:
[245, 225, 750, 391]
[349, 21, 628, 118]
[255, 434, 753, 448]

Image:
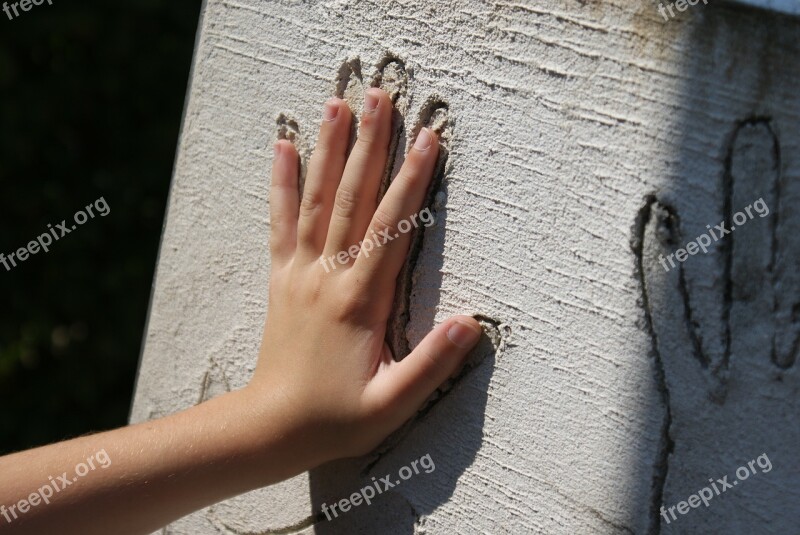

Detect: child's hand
[0, 89, 482, 535]
[248, 88, 482, 468]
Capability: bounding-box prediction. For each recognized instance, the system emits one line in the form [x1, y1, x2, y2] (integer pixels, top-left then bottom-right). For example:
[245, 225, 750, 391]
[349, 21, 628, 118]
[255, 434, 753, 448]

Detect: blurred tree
[0, 0, 202, 454]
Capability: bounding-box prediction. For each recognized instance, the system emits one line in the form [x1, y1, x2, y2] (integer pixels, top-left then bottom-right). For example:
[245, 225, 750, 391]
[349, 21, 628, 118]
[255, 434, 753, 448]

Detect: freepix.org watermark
[0, 449, 112, 525]
[2, 0, 53, 21]
[318, 207, 435, 273]
[0, 196, 110, 273]
[658, 197, 769, 273]
[660, 452, 772, 525]
[652, 0, 710, 22]
[321, 453, 435, 521]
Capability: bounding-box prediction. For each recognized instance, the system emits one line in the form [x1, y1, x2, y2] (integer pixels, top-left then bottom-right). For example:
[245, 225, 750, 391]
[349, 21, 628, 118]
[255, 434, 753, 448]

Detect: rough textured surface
[131, 1, 800, 533]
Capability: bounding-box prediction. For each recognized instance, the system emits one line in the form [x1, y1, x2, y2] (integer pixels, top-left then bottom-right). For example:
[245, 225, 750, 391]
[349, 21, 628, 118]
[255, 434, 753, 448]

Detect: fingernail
[274, 141, 283, 158]
[323, 98, 340, 122]
[364, 89, 380, 113]
[447, 321, 481, 349]
[414, 128, 432, 151]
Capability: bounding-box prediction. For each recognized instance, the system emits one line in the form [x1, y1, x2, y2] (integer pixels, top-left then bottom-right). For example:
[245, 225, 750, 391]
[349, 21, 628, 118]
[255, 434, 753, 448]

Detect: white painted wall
[131, 1, 800, 533]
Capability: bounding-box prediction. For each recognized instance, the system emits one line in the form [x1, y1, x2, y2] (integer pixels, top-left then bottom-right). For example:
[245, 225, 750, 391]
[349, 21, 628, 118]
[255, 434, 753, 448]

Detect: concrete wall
[131, 1, 800, 533]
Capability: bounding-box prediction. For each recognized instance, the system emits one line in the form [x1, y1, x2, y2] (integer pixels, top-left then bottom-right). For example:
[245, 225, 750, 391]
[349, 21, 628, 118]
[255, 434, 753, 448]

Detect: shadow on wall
[307, 332, 500, 534]
[632, 3, 800, 534]
[301, 55, 509, 534]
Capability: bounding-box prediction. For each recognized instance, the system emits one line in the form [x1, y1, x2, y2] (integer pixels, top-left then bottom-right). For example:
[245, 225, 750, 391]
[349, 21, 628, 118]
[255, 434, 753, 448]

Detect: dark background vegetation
[0, 1, 202, 455]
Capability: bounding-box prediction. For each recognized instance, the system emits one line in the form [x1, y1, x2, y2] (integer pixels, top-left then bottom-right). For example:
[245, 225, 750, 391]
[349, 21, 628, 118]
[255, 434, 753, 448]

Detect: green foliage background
[0, 1, 202, 454]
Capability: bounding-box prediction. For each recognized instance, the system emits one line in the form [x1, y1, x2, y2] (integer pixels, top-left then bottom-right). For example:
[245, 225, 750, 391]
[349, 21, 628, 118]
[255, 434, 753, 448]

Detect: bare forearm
[0, 90, 481, 534]
[0, 388, 296, 535]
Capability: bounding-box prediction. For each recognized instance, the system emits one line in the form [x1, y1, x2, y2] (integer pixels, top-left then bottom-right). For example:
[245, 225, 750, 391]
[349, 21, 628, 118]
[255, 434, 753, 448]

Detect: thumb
[370, 316, 482, 421]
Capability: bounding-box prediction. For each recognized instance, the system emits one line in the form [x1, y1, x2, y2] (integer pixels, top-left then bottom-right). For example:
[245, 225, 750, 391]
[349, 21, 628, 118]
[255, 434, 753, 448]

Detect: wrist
[228, 383, 323, 485]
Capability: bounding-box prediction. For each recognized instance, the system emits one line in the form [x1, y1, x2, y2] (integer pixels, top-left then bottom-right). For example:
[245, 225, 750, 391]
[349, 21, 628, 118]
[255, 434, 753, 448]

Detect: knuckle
[334, 186, 360, 217]
[356, 117, 388, 147]
[371, 209, 399, 237]
[356, 117, 378, 143]
[268, 217, 285, 237]
[397, 160, 427, 188]
[269, 209, 293, 233]
[268, 236, 284, 256]
[417, 347, 447, 388]
[419, 346, 443, 373]
[286, 267, 324, 304]
[310, 143, 342, 169]
[299, 190, 324, 217]
[348, 140, 373, 165]
[334, 287, 370, 318]
[306, 278, 325, 304]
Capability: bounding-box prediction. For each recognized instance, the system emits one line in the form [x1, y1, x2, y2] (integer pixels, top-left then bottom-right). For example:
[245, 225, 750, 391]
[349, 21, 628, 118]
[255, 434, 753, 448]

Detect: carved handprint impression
[636, 119, 800, 534]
